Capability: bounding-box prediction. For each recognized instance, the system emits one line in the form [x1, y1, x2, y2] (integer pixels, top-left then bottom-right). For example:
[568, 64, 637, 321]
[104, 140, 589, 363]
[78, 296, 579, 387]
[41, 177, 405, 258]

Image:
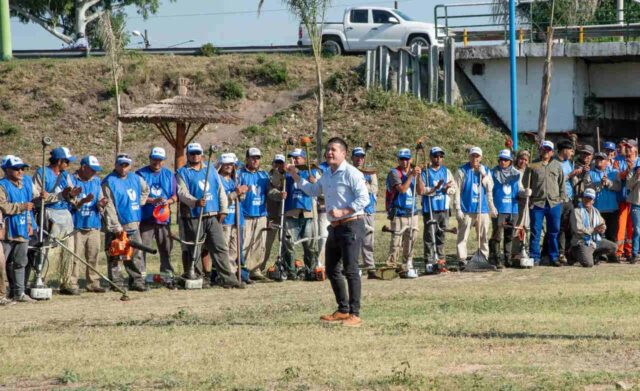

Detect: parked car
[297, 6, 442, 55]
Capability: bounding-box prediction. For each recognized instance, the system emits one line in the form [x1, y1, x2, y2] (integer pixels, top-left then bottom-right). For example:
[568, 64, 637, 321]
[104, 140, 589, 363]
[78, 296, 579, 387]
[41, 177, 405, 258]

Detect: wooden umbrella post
[175, 122, 186, 170]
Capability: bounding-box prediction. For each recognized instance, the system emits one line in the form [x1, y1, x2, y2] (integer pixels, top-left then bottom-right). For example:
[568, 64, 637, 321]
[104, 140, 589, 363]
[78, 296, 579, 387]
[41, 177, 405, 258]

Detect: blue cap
[80, 155, 102, 172]
[1, 155, 15, 168]
[288, 148, 306, 158]
[603, 141, 616, 151]
[498, 149, 513, 161]
[430, 147, 445, 156]
[50, 147, 77, 162]
[149, 147, 167, 160]
[115, 153, 132, 165]
[352, 147, 365, 156]
[187, 143, 203, 154]
[397, 148, 412, 159]
[2, 156, 29, 169]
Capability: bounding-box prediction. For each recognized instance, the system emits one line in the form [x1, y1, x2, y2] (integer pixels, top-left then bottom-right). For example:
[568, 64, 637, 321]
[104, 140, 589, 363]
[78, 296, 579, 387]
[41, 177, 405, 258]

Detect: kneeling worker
[569, 188, 616, 267]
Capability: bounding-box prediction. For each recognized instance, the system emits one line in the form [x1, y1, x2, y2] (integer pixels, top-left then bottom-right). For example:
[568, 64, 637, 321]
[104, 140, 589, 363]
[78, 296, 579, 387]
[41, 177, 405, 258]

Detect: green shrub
[57, 369, 79, 385]
[1, 123, 19, 136]
[220, 80, 244, 100]
[363, 87, 391, 110]
[199, 43, 221, 57]
[251, 61, 288, 85]
[243, 125, 266, 136]
[256, 55, 266, 64]
[2, 100, 14, 110]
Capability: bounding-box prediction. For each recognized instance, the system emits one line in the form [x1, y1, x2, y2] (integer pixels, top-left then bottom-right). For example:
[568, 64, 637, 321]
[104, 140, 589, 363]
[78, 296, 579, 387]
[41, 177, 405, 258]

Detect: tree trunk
[113, 69, 122, 156]
[314, 55, 324, 163]
[537, 0, 555, 143]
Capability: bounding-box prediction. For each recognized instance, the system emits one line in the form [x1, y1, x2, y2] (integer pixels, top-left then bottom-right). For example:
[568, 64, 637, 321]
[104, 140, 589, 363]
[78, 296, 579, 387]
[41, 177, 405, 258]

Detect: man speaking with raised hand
[285, 137, 369, 327]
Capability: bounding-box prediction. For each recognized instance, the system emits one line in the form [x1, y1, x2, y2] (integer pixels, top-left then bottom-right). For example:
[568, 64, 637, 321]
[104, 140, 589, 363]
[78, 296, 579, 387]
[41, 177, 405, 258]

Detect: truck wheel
[322, 38, 342, 56]
[408, 36, 430, 50]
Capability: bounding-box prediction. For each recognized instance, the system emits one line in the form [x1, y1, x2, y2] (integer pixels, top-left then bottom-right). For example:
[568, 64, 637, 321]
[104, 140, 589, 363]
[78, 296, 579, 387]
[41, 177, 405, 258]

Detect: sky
[9, 0, 467, 50]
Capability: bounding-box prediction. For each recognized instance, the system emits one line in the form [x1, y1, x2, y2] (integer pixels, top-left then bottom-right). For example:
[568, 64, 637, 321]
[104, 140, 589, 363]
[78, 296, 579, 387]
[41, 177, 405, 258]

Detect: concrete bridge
[456, 41, 640, 139]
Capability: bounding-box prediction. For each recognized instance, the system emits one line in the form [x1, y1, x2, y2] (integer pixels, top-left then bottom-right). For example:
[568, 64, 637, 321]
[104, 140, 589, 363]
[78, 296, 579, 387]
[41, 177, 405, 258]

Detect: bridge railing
[435, 1, 640, 45]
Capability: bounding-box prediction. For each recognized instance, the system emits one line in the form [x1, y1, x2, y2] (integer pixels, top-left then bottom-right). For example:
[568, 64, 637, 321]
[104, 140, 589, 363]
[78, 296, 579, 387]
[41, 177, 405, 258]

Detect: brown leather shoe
[86, 286, 107, 293]
[342, 314, 362, 327]
[320, 311, 350, 322]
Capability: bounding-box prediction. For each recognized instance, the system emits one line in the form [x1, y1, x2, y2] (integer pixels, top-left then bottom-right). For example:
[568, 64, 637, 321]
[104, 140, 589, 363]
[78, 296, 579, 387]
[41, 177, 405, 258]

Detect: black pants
[423, 210, 448, 263]
[490, 213, 517, 262]
[325, 218, 364, 316]
[600, 211, 618, 242]
[557, 201, 574, 256]
[183, 216, 236, 286]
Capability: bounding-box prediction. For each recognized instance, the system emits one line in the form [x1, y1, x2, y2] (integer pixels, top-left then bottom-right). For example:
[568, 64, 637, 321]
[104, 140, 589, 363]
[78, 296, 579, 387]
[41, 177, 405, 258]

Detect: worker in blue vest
[489, 149, 523, 269]
[33, 146, 81, 295]
[384, 148, 421, 272]
[68, 155, 109, 293]
[136, 147, 177, 282]
[569, 188, 616, 267]
[238, 147, 270, 281]
[351, 147, 378, 277]
[454, 147, 497, 266]
[590, 152, 620, 246]
[0, 156, 38, 303]
[176, 143, 244, 288]
[280, 148, 320, 280]
[419, 146, 456, 270]
[102, 153, 150, 292]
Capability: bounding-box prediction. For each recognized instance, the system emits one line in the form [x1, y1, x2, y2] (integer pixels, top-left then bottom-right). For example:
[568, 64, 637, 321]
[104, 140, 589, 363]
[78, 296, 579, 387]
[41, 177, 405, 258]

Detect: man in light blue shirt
[286, 137, 369, 327]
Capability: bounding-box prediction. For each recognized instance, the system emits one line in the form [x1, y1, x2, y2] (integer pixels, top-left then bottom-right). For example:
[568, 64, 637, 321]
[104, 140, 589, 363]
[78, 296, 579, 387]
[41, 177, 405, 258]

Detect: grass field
[3, 213, 640, 391]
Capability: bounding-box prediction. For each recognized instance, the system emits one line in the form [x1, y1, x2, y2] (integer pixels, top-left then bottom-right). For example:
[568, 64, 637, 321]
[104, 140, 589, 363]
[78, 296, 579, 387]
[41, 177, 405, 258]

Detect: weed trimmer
[234, 161, 243, 284]
[510, 173, 534, 268]
[301, 136, 325, 281]
[30, 136, 53, 300]
[268, 136, 295, 281]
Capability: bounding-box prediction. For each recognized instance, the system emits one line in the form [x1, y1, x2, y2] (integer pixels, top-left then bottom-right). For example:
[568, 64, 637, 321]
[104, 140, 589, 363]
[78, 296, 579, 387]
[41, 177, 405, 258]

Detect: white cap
[149, 147, 166, 160]
[219, 153, 236, 164]
[273, 154, 285, 163]
[187, 143, 203, 154]
[247, 147, 262, 157]
[583, 188, 596, 199]
[469, 147, 483, 156]
[541, 140, 554, 150]
[1, 155, 15, 167]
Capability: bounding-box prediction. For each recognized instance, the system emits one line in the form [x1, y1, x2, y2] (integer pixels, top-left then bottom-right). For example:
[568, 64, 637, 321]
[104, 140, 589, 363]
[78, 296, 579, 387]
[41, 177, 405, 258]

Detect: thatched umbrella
[119, 77, 237, 169]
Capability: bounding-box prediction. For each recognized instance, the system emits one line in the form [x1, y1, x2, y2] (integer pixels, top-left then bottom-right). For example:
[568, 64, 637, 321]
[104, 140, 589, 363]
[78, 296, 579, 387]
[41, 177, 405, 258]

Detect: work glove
[490, 206, 498, 219]
[456, 209, 464, 222]
[524, 188, 532, 197]
[478, 166, 487, 177]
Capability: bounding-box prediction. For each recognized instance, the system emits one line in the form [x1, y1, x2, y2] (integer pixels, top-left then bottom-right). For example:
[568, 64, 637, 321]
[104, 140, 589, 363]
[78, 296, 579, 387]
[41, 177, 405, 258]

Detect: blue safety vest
[35, 166, 71, 210]
[459, 163, 489, 214]
[238, 167, 269, 217]
[71, 174, 102, 229]
[0, 176, 37, 240]
[220, 176, 245, 227]
[363, 173, 377, 214]
[177, 163, 221, 218]
[136, 166, 174, 223]
[559, 158, 574, 200]
[590, 167, 618, 212]
[102, 172, 142, 225]
[421, 166, 450, 213]
[386, 168, 417, 216]
[614, 157, 640, 202]
[491, 168, 519, 214]
[284, 169, 316, 213]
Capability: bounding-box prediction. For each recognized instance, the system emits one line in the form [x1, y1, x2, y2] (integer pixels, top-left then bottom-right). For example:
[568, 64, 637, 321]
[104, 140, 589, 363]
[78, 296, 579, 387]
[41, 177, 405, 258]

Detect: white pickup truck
[297, 7, 441, 55]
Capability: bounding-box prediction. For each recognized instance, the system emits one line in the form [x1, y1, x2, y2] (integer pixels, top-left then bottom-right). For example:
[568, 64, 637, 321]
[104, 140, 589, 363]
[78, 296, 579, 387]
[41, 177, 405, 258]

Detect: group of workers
[1, 136, 638, 324]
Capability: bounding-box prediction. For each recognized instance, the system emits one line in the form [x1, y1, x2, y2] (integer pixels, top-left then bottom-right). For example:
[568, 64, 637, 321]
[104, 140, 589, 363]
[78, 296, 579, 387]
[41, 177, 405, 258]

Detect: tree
[99, 12, 124, 155]
[258, 0, 331, 162]
[10, 0, 171, 46]
[88, 10, 130, 49]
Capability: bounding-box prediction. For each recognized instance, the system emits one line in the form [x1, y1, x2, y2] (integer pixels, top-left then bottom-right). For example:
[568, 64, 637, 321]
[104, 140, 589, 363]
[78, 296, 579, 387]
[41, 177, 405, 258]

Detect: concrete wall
[458, 57, 578, 133]
[589, 62, 640, 98]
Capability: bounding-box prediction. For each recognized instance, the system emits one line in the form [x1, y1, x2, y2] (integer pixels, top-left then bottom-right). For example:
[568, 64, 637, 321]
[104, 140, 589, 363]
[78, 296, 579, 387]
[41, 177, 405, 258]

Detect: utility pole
[509, 0, 518, 148]
[0, 0, 12, 61]
[394, 1, 398, 10]
[618, 0, 625, 24]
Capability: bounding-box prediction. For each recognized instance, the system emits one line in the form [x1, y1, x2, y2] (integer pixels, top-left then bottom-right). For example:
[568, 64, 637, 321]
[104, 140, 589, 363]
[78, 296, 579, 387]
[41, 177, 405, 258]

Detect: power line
[128, 0, 418, 20]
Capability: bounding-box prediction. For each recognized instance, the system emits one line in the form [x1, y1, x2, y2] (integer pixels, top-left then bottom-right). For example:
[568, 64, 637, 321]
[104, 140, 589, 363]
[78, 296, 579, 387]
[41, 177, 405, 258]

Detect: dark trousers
[557, 201, 574, 257]
[423, 210, 447, 263]
[183, 216, 236, 286]
[140, 221, 174, 274]
[2, 241, 28, 297]
[570, 239, 617, 267]
[105, 230, 145, 288]
[600, 211, 618, 242]
[325, 218, 364, 316]
[490, 213, 517, 263]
